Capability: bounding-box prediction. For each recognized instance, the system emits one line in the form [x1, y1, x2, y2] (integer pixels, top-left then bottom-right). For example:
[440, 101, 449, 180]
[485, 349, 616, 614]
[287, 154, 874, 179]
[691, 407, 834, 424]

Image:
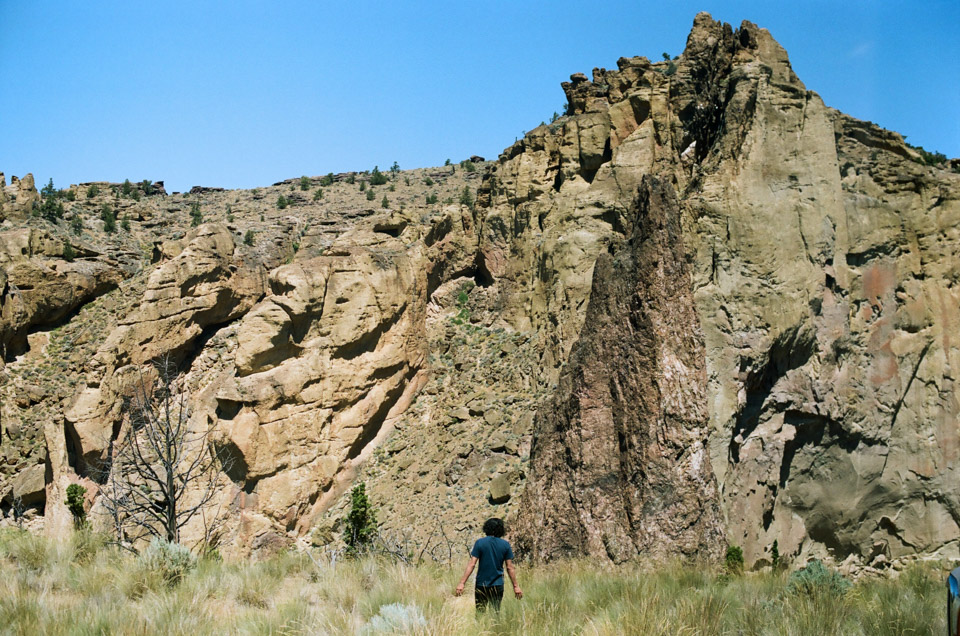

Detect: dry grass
[0, 529, 946, 635]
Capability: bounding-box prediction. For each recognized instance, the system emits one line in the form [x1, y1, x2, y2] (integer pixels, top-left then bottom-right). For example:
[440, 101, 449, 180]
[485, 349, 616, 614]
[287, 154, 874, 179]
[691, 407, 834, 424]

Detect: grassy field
[0, 528, 946, 635]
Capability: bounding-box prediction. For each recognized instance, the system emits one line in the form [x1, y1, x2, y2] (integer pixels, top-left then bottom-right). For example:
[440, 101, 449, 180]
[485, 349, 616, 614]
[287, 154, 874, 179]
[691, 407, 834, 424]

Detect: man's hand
[454, 583, 465, 597]
[513, 585, 523, 599]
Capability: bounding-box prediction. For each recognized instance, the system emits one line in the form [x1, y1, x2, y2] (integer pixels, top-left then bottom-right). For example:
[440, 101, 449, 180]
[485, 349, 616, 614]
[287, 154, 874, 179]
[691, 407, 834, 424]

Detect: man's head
[482, 517, 505, 538]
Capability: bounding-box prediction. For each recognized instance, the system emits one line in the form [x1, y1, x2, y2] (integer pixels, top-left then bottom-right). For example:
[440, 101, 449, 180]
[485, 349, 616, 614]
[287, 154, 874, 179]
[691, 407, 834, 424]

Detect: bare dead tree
[97, 356, 229, 547]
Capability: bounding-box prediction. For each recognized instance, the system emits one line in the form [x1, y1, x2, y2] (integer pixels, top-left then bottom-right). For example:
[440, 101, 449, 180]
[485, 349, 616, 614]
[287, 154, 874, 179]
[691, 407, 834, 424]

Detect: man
[454, 517, 523, 611]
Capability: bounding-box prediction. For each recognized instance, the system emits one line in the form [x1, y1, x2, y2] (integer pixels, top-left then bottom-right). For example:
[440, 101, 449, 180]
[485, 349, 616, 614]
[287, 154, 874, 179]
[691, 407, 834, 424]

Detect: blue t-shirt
[470, 536, 514, 587]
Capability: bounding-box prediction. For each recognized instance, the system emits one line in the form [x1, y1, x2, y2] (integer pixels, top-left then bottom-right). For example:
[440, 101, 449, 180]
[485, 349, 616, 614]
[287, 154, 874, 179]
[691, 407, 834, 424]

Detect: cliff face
[0, 13, 957, 568]
[513, 175, 723, 563]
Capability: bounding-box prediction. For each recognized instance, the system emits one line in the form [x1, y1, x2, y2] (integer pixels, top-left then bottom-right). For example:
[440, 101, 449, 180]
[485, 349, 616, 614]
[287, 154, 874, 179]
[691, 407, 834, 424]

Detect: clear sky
[2, 1, 957, 193]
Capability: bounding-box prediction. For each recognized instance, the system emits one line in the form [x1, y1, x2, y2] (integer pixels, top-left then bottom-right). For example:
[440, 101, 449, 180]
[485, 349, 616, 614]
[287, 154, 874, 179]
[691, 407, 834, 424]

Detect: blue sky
[2, 1, 957, 193]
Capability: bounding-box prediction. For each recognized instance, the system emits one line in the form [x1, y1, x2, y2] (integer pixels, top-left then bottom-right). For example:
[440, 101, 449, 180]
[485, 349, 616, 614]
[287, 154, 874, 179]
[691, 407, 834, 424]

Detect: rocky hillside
[1, 13, 958, 572]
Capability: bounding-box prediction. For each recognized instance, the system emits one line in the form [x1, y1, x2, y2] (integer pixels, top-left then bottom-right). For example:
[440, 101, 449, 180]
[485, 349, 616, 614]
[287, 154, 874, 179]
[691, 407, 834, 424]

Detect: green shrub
[190, 201, 203, 226]
[70, 214, 83, 235]
[244, 230, 255, 246]
[388, 183, 395, 192]
[65, 483, 87, 527]
[346, 173, 355, 184]
[41, 178, 57, 198]
[62, 242, 75, 262]
[381, 195, 389, 208]
[300, 176, 311, 190]
[38, 196, 64, 222]
[139, 538, 196, 586]
[343, 483, 377, 556]
[366, 189, 375, 201]
[320, 173, 335, 187]
[226, 204, 234, 222]
[771, 540, 780, 570]
[459, 186, 473, 208]
[86, 184, 99, 199]
[664, 61, 677, 76]
[444, 158, 451, 166]
[724, 545, 744, 575]
[122, 179, 132, 196]
[313, 188, 323, 201]
[65, 189, 76, 201]
[423, 176, 434, 186]
[121, 216, 131, 231]
[787, 559, 851, 596]
[141, 179, 153, 195]
[369, 166, 388, 186]
[100, 204, 116, 233]
[460, 159, 476, 172]
[359, 181, 367, 191]
[277, 195, 288, 209]
[425, 193, 438, 205]
[390, 161, 400, 176]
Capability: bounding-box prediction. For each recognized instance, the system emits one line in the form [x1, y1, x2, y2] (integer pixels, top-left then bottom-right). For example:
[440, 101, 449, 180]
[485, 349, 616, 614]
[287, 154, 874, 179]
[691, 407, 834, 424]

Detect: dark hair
[482, 518, 505, 538]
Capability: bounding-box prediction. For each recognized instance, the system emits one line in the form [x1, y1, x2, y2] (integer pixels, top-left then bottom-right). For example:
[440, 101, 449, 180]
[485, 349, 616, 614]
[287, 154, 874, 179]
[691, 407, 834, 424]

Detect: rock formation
[514, 175, 723, 563]
[0, 13, 957, 570]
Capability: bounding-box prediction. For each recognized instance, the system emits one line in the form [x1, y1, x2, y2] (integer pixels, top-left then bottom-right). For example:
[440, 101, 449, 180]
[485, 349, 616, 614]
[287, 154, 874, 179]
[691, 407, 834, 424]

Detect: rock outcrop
[515, 175, 723, 563]
[1, 12, 958, 570]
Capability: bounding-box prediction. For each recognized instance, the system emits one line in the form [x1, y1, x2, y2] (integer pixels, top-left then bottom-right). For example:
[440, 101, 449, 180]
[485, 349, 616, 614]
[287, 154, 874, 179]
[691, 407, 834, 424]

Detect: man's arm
[454, 556, 478, 596]
[505, 559, 522, 599]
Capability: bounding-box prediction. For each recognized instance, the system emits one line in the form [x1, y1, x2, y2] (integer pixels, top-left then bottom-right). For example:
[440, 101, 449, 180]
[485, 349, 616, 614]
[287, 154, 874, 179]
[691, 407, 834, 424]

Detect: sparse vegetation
[366, 189, 375, 201]
[300, 176, 311, 191]
[277, 194, 288, 209]
[121, 216, 131, 232]
[425, 193, 438, 205]
[423, 176, 434, 186]
[122, 179, 132, 196]
[70, 214, 83, 235]
[244, 229, 255, 246]
[459, 159, 476, 172]
[0, 532, 945, 634]
[320, 173, 335, 187]
[390, 161, 400, 176]
[62, 241, 75, 262]
[313, 188, 323, 201]
[381, 195, 389, 208]
[86, 184, 99, 199]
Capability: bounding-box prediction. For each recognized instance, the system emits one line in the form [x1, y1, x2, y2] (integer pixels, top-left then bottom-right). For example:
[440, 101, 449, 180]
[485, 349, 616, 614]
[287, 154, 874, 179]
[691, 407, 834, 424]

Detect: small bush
[771, 540, 780, 569]
[381, 195, 389, 208]
[725, 545, 744, 575]
[423, 176, 434, 186]
[361, 603, 426, 635]
[320, 173, 334, 187]
[70, 214, 83, 235]
[459, 186, 473, 208]
[787, 559, 851, 596]
[100, 204, 116, 233]
[388, 183, 395, 192]
[86, 184, 99, 199]
[122, 179, 133, 196]
[359, 181, 367, 191]
[425, 193, 438, 205]
[141, 179, 153, 195]
[190, 201, 203, 226]
[346, 174, 355, 184]
[366, 189, 375, 201]
[121, 216, 131, 231]
[244, 230, 255, 246]
[343, 483, 377, 556]
[389, 161, 400, 176]
[65, 189, 76, 201]
[300, 176, 311, 191]
[460, 159, 476, 172]
[226, 205, 234, 222]
[139, 538, 196, 587]
[65, 483, 87, 526]
[369, 166, 388, 186]
[664, 61, 677, 76]
[277, 195, 288, 209]
[313, 188, 323, 201]
[62, 242, 76, 262]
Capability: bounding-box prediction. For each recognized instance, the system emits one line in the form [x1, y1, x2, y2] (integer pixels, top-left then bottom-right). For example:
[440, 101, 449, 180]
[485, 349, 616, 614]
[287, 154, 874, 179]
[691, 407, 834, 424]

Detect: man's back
[471, 536, 513, 586]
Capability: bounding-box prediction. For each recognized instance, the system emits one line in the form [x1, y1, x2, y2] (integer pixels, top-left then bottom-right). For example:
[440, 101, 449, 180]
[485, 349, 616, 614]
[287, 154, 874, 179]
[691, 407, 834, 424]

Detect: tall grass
[0, 529, 946, 634]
